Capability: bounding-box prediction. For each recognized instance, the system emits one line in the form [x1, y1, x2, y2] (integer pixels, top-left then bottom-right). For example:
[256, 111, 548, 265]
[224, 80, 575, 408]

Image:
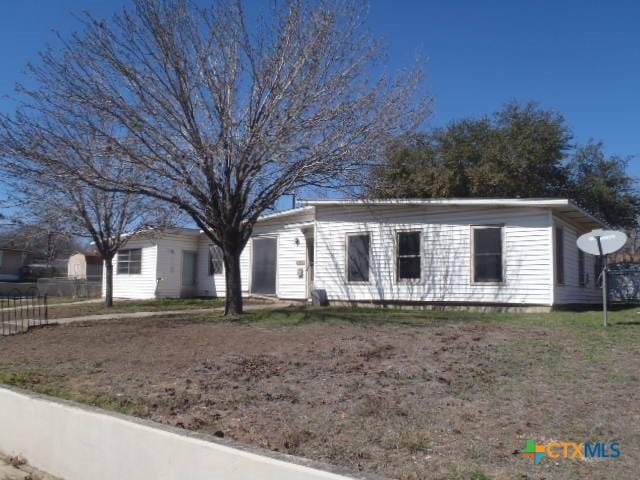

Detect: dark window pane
[474, 228, 502, 254]
[398, 257, 421, 279]
[129, 260, 141, 275]
[398, 232, 420, 256]
[555, 227, 564, 284]
[348, 234, 370, 282]
[473, 227, 502, 282]
[474, 254, 503, 282]
[117, 249, 142, 275]
[209, 245, 223, 275]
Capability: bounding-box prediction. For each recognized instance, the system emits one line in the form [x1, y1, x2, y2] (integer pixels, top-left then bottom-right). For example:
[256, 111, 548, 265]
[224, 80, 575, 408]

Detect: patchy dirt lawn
[0, 307, 638, 480]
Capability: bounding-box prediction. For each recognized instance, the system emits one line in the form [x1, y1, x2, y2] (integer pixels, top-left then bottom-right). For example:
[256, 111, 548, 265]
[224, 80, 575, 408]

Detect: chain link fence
[36, 278, 102, 298]
[0, 278, 101, 298]
[607, 263, 640, 303]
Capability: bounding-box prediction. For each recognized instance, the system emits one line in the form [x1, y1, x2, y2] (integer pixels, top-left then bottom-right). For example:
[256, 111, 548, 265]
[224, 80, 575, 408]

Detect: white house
[106, 198, 606, 308]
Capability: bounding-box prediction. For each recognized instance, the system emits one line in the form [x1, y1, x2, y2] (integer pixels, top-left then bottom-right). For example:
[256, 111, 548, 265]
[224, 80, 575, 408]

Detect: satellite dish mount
[576, 229, 628, 327]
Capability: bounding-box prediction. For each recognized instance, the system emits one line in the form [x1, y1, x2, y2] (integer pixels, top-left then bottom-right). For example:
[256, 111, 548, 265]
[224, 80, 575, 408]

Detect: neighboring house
[67, 251, 104, 281]
[0, 247, 31, 281]
[105, 198, 606, 308]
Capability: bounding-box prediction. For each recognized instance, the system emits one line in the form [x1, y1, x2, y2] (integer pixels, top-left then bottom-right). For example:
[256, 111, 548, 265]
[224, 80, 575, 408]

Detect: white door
[181, 251, 197, 290]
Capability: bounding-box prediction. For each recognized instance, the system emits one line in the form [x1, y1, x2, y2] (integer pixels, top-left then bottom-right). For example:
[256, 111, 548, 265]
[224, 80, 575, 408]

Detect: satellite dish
[577, 229, 628, 256]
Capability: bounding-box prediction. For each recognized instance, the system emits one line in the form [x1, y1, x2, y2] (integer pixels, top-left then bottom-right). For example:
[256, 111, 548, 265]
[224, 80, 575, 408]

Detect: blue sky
[1, 0, 639, 182]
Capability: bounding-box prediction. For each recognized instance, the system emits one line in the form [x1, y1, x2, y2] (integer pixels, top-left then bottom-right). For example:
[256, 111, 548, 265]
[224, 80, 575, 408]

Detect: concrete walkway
[46, 299, 102, 308]
[0, 454, 59, 480]
[52, 302, 292, 325]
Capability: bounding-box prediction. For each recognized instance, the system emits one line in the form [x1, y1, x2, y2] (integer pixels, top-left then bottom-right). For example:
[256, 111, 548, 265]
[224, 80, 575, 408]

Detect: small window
[397, 231, 421, 281]
[209, 245, 224, 275]
[472, 226, 503, 283]
[347, 234, 370, 282]
[117, 248, 142, 275]
[555, 227, 564, 284]
[578, 250, 586, 286]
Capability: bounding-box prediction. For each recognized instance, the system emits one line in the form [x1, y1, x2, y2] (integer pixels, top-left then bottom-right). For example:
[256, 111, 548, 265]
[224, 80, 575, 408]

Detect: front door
[251, 237, 277, 295]
[181, 251, 197, 296]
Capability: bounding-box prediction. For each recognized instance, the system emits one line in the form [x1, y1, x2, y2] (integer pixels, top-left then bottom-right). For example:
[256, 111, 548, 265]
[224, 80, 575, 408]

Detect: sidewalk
[52, 302, 292, 325]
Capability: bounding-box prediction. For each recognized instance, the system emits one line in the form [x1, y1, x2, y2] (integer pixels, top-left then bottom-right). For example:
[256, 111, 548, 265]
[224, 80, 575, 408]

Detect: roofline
[255, 206, 315, 222]
[300, 197, 570, 207]
[564, 200, 609, 229]
[300, 197, 608, 229]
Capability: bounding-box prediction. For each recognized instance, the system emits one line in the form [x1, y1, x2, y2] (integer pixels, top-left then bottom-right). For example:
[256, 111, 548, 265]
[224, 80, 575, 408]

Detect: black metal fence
[0, 291, 48, 336]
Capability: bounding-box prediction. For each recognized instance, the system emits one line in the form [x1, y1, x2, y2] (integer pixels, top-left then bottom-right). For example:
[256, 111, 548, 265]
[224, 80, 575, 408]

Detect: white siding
[155, 233, 200, 298]
[106, 239, 158, 300]
[196, 241, 252, 297]
[195, 207, 312, 299]
[553, 215, 602, 304]
[314, 205, 553, 305]
[249, 223, 309, 300]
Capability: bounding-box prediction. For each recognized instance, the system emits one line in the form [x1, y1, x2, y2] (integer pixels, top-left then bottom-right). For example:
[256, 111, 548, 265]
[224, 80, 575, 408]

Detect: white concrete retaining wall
[0, 386, 371, 480]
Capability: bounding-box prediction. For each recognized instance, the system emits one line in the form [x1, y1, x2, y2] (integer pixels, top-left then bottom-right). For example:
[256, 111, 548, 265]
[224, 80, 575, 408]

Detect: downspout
[548, 210, 555, 307]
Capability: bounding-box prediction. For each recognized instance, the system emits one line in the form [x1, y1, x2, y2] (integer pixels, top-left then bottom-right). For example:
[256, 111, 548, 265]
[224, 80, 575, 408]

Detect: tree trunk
[223, 249, 243, 316]
[104, 257, 114, 308]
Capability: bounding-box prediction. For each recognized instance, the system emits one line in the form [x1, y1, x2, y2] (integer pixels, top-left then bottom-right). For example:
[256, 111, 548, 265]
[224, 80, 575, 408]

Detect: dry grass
[0, 305, 638, 480]
[46, 297, 228, 319]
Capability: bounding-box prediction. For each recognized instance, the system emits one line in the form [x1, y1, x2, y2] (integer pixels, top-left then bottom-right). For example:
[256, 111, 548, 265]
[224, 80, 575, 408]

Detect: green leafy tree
[371, 102, 639, 227]
[567, 142, 640, 228]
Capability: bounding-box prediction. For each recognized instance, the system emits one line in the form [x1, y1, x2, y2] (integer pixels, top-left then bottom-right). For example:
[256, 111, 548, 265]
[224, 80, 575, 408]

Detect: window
[578, 249, 586, 286]
[472, 226, 503, 283]
[347, 234, 370, 282]
[594, 255, 603, 288]
[397, 231, 421, 281]
[209, 245, 224, 275]
[555, 227, 564, 284]
[117, 248, 142, 275]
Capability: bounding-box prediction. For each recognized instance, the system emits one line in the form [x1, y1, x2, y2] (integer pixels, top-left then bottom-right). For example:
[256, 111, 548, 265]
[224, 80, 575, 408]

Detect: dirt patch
[0, 312, 638, 480]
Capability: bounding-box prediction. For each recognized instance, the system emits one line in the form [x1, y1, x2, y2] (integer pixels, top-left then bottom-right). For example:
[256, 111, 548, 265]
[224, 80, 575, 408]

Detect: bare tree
[0, 0, 429, 314]
[0, 215, 79, 267]
[0, 156, 172, 307]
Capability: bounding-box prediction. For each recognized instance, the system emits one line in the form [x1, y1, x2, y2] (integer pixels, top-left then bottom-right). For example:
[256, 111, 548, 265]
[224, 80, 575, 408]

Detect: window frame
[345, 232, 371, 284]
[116, 248, 142, 275]
[555, 226, 565, 285]
[395, 230, 422, 283]
[208, 244, 224, 276]
[470, 225, 505, 285]
[578, 249, 587, 287]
